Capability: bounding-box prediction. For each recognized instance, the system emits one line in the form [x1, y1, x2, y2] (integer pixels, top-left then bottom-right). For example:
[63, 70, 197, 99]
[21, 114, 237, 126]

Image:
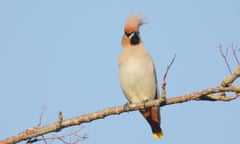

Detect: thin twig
[161, 54, 176, 100]
[42, 135, 47, 144]
[218, 44, 232, 74]
[39, 126, 87, 144]
[197, 92, 240, 101]
[232, 44, 240, 64]
[163, 54, 176, 84]
[37, 105, 46, 128]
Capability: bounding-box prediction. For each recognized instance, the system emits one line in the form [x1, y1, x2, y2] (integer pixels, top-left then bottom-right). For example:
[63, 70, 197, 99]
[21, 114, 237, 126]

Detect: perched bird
[118, 14, 164, 139]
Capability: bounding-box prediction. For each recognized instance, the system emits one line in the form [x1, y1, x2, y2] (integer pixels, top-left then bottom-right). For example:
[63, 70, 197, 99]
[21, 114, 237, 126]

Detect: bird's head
[122, 14, 147, 47]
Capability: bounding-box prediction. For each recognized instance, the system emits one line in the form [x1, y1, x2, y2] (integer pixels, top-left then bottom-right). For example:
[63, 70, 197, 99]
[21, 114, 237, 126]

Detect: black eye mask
[124, 31, 139, 37]
[124, 31, 132, 37]
[124, 31, 140, 45]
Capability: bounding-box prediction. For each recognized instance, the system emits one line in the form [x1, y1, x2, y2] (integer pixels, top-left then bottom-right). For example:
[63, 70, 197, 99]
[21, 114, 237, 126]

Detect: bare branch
[232, 44, 240, 65]
[221, 65, 240, 87]
[161, 54, 176, 100]
[198, 93, 240, 101]
[218, 44, 232, 74]
[42, 135, 47, 144]
[26, 126, 87, 144]
[1, 83, 240, 143]
[37, 105, 46, 128]
[40, 126, 87, 144]
[0, 56, 240, 144]
[165, 85, 240, 105]
[162, 54, 176, 85]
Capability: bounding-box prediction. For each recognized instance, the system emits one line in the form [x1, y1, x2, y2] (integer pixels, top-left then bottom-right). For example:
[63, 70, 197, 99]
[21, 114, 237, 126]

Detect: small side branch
[56, 112, 63, 132]
[198, 93, 240, 101]
[161, 54, 176, 100]
[36, 105, 46, 128]
[232, 44, 240, 65]
[218, 44, 232, 74]
[221, 65, 240, 87]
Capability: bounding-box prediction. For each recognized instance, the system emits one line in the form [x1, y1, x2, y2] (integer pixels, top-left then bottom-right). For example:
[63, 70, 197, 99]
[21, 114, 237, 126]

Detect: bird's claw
[142, 99, 150, 110]
[124, 102, 131, 111]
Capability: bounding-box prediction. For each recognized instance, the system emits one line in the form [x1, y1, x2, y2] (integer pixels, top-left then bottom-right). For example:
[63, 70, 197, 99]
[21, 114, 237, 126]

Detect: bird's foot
[142, 99, 150, 110]
[123, 102, 131, 111]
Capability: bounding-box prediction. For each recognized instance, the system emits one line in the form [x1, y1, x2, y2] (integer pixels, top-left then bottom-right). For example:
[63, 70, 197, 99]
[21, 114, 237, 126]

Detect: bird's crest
[124, 14, 147, 33]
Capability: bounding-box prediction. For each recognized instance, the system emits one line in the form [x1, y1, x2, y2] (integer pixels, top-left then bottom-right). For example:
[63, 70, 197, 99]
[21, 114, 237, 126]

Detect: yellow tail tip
[153, 131, 164, 139]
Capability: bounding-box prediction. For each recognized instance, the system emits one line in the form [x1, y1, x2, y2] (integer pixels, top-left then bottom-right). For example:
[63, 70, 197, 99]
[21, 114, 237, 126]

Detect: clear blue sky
[0, 0, 240, 144]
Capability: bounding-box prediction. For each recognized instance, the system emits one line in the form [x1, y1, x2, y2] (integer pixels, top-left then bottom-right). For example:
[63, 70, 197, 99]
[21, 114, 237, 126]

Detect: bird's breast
[118, 54, 156, 103]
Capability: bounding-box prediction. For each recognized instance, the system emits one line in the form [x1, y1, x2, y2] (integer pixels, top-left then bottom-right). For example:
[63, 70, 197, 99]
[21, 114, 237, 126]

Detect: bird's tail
[140, 107, 164, 139]
[153, 130, 164, 139]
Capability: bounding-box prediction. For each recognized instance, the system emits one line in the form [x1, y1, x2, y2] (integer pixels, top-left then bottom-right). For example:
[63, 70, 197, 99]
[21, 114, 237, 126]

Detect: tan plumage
[123, 14, 147, 33]
[118, 14, 163, 138]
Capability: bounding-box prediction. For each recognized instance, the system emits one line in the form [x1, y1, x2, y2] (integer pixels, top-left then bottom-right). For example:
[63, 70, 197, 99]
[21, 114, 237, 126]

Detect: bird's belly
[119, 59, 156, 103]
